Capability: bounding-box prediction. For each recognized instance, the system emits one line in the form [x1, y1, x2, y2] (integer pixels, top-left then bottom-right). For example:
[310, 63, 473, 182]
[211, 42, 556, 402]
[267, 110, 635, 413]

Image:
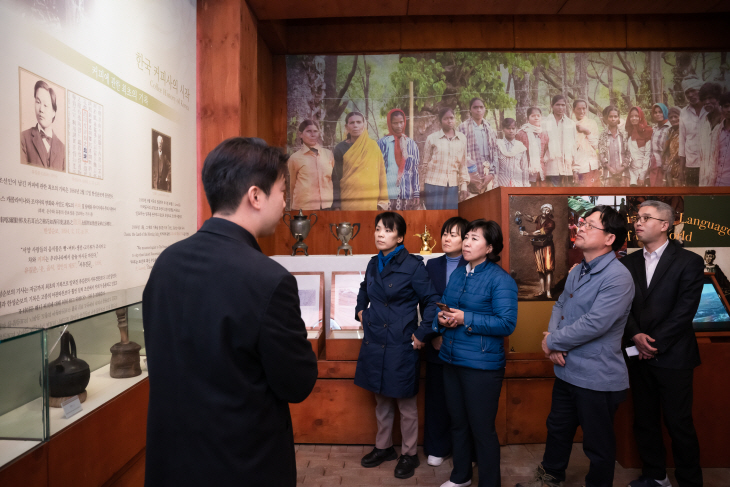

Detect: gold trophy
[414, 225, 437, 255]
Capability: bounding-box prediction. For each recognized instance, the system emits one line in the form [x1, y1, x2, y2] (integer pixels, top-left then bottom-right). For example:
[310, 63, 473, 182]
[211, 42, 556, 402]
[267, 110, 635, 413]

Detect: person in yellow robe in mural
[332, 111, 389, 211]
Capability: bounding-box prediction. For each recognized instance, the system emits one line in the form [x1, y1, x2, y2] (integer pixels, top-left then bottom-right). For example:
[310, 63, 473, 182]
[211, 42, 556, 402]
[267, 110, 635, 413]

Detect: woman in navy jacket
[423, 216, 468, 467]
[354, 212, 440, 480]
[434, 219, 518, 487]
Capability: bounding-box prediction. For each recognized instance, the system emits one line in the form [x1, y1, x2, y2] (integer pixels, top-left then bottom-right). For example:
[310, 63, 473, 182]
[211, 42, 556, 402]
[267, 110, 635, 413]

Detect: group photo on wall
[286, 51, 730, 210]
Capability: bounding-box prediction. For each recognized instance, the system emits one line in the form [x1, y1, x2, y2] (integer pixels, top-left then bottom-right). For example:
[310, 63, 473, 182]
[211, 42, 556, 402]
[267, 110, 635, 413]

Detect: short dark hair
[583, 205, 628, 251]
[438, 106, 455, 122]
[551, 94, 567, 107]
[720, 92, 730, 107]
[469, 97, 485, 109]
[374, 212, 407, 239]
[699, 82, 722, 102]
[503, 118, 516, 129]
[464, 219, 504, 262]
[603, 105, 619, 118]
[34, 80, 57, 122]
[345, 111, 364, 124]
[441, 216, 468, 238]
[298, 119, 319, 132]
[202, 137, 287, 215]
[573, 98, 588, 109]
[527, 106, 542, 117]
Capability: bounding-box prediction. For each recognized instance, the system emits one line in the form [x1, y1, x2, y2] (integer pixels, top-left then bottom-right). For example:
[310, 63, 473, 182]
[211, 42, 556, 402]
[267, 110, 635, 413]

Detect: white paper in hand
[625, 346, 639, 357]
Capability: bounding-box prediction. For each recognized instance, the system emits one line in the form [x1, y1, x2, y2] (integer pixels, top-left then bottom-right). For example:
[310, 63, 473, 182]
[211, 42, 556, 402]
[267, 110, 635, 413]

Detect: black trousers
[630, 362, 702, 487]
[424, 361, 452, 457]
[443, 364, 504, 487]
[542, 378, 626, 487]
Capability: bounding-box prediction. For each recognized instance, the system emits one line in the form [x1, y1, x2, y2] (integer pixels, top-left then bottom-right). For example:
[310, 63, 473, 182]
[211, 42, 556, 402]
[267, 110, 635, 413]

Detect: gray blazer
[546, 252, 635, 392]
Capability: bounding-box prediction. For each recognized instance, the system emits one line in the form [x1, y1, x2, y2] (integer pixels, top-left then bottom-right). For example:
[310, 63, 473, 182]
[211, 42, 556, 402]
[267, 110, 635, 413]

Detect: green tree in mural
[384, 52, 514, 146]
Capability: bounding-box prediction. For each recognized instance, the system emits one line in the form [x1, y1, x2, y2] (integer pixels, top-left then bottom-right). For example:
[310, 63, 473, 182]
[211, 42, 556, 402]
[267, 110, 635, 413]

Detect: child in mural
[530, 204, 556, 298]
[543, 95, 577, 187]
[288, 120, 334, 210]
[494, 118, 529, 187]
[626, 106, 653, 187]
[332, 112, 389, 211]
[700, 91, 730, 186]
[599, 105, 631, 187]
[516, 106, 550, 187]
[456, 97, 499, 197]
[663, 107, 682, 187]
[377, 109, 420, 210]
[648, 103, 671, 187]
[572, 99, 600, 187]
[420, 107, 469, 210]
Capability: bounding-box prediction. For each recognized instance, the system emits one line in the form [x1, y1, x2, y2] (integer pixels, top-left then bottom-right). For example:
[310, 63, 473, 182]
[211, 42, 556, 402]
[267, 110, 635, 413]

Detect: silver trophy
[283, 209, 318, 256]
[330, 222, 360, 256]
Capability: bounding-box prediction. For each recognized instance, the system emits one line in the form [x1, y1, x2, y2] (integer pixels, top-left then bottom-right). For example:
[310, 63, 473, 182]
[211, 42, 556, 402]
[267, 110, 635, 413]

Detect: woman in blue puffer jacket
[433, 219, 518, 487]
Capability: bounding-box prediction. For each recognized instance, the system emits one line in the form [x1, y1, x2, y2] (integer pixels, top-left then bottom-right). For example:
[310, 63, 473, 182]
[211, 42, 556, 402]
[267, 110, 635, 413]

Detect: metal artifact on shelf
[283, 209, 318, 256]
[330, 222, 360, 256]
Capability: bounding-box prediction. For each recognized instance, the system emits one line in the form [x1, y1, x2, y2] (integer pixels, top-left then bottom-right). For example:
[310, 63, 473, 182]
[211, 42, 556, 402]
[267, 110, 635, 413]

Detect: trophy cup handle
[329, 223, 339, 239]
[282, 212, 292, 228]
[351, 223, 361, 240]
[308, 213, 318, 227]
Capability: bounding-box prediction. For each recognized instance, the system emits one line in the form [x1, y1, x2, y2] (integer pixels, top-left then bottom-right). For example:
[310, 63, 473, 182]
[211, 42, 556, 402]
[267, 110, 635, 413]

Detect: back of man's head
[202, 137, 288, 216]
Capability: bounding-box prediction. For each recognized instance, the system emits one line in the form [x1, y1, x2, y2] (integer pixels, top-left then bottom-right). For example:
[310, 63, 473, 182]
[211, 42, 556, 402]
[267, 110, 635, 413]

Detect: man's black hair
[441, 216, 468, 239]
[698, 82, 722, 102]
[583, 205, 628, 251]
[464, 219, 504, 262]
[374, 212, 407, 239]
[202, 137, 287, 215]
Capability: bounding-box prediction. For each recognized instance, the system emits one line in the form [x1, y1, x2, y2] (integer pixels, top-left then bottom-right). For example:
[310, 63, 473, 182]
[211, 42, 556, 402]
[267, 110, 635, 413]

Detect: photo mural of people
[286, 52, 730, 210]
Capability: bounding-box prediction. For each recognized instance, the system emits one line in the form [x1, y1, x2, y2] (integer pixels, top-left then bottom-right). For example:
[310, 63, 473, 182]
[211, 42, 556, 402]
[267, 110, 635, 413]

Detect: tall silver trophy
[330, 222, 360, 256]
[283, 209, 318, 256]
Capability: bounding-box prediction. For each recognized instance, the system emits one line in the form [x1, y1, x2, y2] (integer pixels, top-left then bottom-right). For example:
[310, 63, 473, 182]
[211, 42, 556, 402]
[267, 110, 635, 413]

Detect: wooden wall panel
[257, 36, 275, 145]
[104, 449, 145, 487]
[286, 18, 402, 54]
[559, 0, 703, 15]
[0, 443, 47, 487]
[626, 15, 730, 49]
[407, 0, 565, 16]
[400, 16, 514, 51]
[272, 55, 289, 148]
[246, 0, 408, 21]
[257, 209, 456, 256]
[240, 3, 259, 138]
[514, 15, 628, 50]
[48, 380, 149, 487]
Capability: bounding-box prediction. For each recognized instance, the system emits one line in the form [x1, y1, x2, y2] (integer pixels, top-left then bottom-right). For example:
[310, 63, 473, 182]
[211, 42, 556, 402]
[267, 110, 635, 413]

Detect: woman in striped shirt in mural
[377, 109, 421, 210]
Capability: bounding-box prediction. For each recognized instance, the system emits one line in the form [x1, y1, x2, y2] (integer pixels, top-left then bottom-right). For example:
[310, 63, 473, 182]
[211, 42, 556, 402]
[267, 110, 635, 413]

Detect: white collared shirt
[643, 238, 669, 286]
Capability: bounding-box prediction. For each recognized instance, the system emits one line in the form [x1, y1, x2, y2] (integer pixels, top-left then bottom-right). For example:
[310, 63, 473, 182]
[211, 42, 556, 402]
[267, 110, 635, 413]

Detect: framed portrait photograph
[19, 68, 67, 173]
[151, 129, 171, 192]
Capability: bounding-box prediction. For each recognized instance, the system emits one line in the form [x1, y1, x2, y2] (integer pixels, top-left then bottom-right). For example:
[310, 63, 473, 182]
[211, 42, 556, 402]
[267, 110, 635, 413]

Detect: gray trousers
[374, 393, 418, 456]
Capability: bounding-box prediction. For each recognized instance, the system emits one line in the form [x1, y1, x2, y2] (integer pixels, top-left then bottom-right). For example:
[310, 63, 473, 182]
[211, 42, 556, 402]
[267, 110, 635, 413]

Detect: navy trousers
[424, 184, 458, 210]
[424, 361, 451, 457]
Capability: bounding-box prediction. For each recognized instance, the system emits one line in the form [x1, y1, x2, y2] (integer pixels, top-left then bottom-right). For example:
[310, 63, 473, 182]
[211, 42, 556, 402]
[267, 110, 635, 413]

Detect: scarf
[520, 123, 543, 176]
[386, 108, 408, 181]
[626, 106, 653, 148]
[653, 103, 669, 122]
[378, 244, 404, 273]
[496, 138, 527, 157]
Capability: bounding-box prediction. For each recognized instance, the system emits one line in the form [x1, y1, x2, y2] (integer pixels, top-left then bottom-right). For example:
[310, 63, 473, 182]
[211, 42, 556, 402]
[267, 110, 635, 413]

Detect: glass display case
[291, 272, 325, 357]
[0, 287, 147, 469]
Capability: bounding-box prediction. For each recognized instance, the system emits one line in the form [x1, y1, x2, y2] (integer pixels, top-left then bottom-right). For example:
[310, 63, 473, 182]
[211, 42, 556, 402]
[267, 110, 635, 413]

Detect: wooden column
[196, 0, 259, 228]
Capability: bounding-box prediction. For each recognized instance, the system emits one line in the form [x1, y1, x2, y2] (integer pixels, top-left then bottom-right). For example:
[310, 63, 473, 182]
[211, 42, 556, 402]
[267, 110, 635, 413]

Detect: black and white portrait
[19, 68, 66, 172]
[151, 130, 171, 192]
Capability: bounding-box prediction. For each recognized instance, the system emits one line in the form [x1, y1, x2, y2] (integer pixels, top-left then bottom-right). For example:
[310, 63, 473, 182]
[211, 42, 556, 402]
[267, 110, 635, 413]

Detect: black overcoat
[354, 249, 440, 398]
[142, 217, 318, 486]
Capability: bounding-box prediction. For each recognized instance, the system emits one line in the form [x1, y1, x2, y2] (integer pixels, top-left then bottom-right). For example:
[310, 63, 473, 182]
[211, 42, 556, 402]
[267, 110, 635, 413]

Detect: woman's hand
[442, 309, 464, 326]
[412, 334, 424, 350]
[438, 312, 456, 328]
[358, 310, 363, 322]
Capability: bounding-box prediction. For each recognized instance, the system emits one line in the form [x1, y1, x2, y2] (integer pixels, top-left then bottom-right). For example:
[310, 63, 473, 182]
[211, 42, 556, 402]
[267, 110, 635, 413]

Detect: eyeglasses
[576, 221, 607, 232]
[630, 215, 666, 224]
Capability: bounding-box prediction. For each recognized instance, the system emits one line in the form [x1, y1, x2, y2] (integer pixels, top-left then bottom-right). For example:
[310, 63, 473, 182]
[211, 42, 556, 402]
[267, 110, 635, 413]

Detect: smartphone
[436, 302, 452, 312]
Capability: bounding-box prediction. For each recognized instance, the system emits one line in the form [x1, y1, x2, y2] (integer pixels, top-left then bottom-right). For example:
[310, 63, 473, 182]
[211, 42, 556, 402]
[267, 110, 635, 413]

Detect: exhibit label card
[61, 395, 83, 419]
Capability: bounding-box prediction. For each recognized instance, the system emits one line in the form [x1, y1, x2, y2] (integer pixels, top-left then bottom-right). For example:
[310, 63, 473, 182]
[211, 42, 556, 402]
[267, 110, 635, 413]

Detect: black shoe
[361, 446, 397, 468]
[394, 454, 420, 479]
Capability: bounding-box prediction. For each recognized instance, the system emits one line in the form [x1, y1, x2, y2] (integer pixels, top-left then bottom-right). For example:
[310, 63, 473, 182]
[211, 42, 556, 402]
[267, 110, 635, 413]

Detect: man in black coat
[622, 200, 704, 487]
[143, 137, 318, 487]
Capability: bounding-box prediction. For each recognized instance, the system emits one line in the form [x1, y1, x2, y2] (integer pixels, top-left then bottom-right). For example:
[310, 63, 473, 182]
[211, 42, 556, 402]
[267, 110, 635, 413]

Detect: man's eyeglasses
[576, 221, 607, 232]
[630, 215, 666, 224]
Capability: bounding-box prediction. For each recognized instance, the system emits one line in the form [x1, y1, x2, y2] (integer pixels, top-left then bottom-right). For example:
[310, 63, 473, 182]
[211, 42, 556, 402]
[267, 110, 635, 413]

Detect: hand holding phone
[436, 302, 452, 313]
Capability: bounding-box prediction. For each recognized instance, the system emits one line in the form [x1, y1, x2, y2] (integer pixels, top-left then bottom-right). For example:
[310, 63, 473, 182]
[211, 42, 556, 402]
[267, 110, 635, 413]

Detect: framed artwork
[291, 272, 324, 330]
[330, 271, 365, 332]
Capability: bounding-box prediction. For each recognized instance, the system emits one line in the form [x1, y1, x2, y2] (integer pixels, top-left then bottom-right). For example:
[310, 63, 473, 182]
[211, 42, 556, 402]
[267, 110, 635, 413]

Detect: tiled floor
[295, 443, 729, 486]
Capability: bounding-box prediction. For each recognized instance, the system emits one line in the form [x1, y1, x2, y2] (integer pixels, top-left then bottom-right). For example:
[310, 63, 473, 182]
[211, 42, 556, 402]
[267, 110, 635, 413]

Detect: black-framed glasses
[576, 221, 607, 232]
[630, 215, 666, 224]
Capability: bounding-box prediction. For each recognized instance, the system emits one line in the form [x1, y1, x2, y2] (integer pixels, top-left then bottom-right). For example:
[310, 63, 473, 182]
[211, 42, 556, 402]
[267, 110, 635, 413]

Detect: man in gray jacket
[518, 205, 634, 487]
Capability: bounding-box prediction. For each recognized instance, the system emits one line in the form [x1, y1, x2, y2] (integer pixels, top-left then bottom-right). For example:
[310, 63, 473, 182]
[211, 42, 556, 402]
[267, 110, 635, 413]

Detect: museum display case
[0, 287, 147, 470]
[291, 272, 325, 357]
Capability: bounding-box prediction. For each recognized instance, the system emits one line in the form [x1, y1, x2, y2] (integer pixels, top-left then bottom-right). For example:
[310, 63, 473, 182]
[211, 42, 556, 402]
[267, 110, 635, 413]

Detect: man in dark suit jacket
[143, 137, 318, 487]
[20, 80, 65, 172]
[152, 135, 171, 191]
[423, 216, 468, 467]
[622, 200, 704, 487]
